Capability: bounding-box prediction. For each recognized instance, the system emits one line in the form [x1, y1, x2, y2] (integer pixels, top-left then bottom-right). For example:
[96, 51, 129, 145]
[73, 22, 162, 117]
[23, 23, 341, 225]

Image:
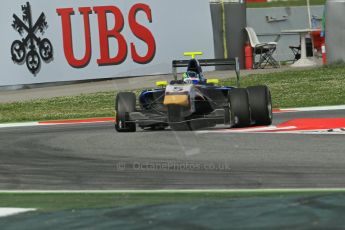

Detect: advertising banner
[0, 0, 214, 86]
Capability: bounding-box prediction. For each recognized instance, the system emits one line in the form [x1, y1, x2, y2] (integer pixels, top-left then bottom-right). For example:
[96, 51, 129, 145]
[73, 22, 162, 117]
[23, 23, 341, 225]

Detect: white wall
[1, 0, 215, 86]
[326, 0, 345, 64]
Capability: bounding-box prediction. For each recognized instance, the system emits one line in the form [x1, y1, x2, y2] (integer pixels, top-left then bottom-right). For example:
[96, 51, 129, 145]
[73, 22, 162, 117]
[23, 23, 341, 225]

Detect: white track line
[238, 130, 345, 135]
[278, 105, 345, 112]
[197, 126, 296, 134]
[0, 208, 36, 218]
[1, 189, 345, 193]
[0, 122, 39, 128]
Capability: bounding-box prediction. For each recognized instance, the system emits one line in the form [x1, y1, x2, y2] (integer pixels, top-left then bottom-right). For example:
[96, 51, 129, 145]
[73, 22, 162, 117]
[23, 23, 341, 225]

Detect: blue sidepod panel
[139, 88, 166, 110]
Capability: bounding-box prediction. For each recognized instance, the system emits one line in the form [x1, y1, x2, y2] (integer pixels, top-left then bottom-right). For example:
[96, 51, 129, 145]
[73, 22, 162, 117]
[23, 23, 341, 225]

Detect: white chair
[245, 27, 279, 69]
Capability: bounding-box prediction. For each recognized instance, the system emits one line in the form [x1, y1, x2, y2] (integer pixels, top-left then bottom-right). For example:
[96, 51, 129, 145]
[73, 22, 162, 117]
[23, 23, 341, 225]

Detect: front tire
[247, 85, 272, 126]
[229, 88, 251, 128]
[115, 92, 136, 132]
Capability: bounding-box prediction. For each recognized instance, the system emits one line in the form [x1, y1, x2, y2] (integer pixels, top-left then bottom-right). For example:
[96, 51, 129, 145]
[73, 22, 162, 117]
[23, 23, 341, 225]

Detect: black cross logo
[11, 2, 53, 75]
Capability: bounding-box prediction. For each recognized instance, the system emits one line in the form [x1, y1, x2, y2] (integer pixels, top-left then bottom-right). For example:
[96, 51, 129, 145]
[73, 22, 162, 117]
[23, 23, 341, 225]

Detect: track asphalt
[0, 109, 344, 190]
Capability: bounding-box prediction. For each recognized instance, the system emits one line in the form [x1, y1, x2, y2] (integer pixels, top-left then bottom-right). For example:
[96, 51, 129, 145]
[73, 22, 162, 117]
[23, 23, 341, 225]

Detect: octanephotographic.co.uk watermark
[115, 160, 231, 173]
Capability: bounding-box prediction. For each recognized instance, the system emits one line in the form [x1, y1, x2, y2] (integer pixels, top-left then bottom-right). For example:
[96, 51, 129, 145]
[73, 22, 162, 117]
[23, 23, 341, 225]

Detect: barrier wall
[210, 1, 246, 69]
[0, 0, 215, 86]
[326, 0, 345, 64]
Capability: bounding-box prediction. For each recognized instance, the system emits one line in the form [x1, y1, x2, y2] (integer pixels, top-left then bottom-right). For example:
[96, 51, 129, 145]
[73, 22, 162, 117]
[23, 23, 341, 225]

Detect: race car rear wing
[172, 57, 241, 87]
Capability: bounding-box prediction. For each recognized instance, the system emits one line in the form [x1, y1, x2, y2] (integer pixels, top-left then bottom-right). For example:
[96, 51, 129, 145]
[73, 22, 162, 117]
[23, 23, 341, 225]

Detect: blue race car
[115, 52, 272, 132]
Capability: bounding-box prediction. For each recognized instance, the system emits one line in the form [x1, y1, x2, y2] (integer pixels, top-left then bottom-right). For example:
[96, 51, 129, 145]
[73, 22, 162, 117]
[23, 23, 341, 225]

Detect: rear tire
[229, 88, 251, 128]
[115, 92, 136, 132]
[247, 85, 272, 126]
[167, 105, 191, 131]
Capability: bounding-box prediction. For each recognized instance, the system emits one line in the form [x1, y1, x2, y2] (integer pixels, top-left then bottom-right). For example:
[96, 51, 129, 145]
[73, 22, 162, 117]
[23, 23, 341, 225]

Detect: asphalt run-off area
[0, 105, 344, 190]
[1, 106, 345, 229]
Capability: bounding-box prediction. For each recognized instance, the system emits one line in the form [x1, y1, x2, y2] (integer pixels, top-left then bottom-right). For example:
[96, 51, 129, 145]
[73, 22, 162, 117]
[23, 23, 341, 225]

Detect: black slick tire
[115, 92, 136, 132]
[229, 88, 251, 128]
[247, 85, 272, 126]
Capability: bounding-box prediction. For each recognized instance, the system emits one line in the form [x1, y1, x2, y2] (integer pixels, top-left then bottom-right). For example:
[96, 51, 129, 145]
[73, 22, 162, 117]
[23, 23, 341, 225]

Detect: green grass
[0, 190, 344, 211]
[247, 0, 325, 8]
[0, 92, 117, 123]
[222, 65, 345, 108]
[0, 65, 345, 123]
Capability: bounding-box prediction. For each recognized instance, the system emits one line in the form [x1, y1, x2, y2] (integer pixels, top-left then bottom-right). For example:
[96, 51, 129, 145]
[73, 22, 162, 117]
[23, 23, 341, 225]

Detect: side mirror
[156, 81, 168, 87]
[206, 79, 220, 85]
